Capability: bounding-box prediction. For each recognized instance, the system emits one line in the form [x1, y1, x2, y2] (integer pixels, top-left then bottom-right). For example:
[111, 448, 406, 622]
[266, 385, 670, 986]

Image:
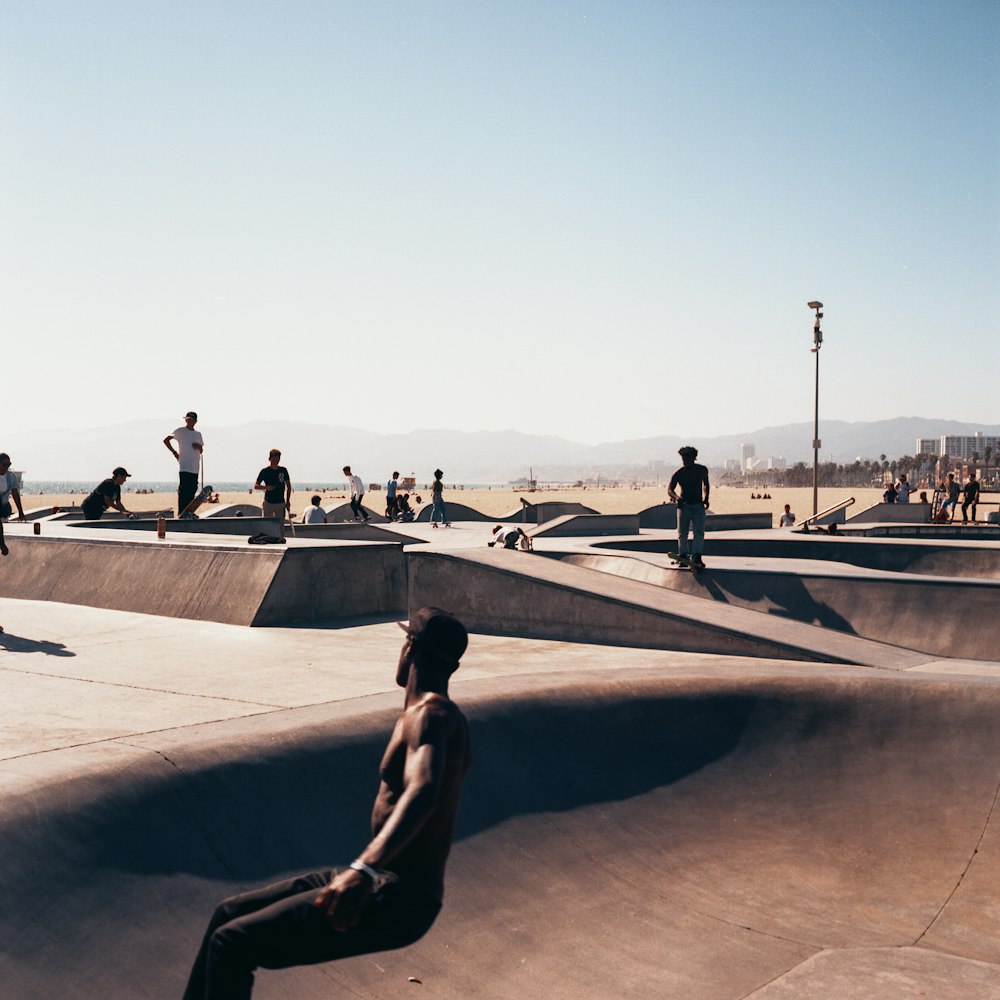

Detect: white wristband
[349, 860, 380, 881]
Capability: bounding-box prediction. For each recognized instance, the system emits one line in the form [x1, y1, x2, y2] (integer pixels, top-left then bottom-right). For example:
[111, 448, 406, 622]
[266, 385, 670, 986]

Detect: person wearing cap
[81, 467, 134, 521]
[163, 412, 204, 516]
[183, 607, 471, 999]
[667, 445, 710, 569]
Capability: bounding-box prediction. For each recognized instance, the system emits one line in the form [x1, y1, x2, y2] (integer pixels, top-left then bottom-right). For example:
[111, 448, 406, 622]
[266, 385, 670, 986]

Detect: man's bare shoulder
[404, 694, 465, 736]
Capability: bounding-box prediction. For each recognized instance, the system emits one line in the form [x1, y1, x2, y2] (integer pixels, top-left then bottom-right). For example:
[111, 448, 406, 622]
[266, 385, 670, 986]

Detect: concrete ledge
[639, 505, 773, 530]
[70, 516, 283, 536]
[530, 513, 641, 537]
[848, 502, 931, 523]
[0, 535, 406, 625]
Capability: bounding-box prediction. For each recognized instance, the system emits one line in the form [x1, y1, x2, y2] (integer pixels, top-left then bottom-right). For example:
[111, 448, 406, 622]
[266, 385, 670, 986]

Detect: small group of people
[938, 471, 981, 523]
[882, 474, 915, 504]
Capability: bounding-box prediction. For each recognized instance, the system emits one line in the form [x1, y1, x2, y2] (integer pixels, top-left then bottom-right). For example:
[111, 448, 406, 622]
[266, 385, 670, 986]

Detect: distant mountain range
[9, 416, 999, 485]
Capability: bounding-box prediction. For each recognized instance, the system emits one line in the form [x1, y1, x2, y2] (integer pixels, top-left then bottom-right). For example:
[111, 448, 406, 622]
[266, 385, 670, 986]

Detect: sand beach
[22, 484, 888, 526]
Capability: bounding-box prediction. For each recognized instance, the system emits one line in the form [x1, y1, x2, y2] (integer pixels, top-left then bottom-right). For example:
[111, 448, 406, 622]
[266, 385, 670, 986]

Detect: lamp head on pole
[808, 300, 824, 351]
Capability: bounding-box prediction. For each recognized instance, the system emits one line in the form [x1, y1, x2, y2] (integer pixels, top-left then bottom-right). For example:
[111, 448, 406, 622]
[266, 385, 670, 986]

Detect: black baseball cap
[398, 607, 468, 663]
[113, 467, 131, 478]
[185, 411, 198, 420]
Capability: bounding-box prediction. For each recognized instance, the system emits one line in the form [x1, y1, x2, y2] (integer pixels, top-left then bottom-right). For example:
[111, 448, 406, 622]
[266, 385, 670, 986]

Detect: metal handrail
[798, 496, 855, 529]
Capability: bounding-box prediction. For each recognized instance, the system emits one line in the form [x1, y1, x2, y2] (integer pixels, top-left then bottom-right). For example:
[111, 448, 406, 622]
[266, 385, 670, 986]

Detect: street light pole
[808, 301, 824, 518]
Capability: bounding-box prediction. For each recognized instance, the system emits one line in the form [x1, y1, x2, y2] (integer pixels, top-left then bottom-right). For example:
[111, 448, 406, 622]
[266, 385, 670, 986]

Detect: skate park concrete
[554, 549, 1000, 661]
[3, 510, 1000, 998]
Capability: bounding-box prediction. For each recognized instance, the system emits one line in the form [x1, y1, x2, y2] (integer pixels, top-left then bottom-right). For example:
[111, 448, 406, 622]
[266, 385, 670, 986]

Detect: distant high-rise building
[919, 433, 999, 460]
[741, 443, 756, 473]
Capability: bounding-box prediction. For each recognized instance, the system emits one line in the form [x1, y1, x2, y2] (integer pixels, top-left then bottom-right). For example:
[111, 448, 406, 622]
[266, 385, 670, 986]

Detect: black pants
[350, 494, 367, 520]
[183, 869, 440, 1000]
[386, 496, 399, 520]
[178, 472, 199, 515]
[81, 500, 104, 521]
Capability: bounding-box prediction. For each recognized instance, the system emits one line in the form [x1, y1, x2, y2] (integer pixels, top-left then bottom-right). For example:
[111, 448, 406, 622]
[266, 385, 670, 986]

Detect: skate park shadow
[695, 572, 858, 634]
[0, 632, 75, 656]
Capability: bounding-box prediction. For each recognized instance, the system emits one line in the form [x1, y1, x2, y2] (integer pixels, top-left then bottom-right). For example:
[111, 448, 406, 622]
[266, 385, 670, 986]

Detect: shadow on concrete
[0, 632, 75, 656]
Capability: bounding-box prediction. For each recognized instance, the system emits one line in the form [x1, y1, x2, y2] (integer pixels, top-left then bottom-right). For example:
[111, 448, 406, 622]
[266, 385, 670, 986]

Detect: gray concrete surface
[3, 517, 1000, 998]
[0, 530, 405, 626]
[556, 550, 1000, 661]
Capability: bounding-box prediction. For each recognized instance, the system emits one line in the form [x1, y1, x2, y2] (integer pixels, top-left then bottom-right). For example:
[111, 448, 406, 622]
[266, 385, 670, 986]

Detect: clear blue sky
[3, 1, 997, 444]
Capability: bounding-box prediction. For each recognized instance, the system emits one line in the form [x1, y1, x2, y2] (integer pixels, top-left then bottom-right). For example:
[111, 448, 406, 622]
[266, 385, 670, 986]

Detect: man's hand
[313, 868, 375, 932]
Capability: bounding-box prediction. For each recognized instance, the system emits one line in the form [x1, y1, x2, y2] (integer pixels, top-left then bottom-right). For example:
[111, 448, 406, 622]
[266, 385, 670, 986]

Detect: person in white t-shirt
[163, 411, 204, 516]
[895, 475, 913, 504]
[343, 465, 368, 522]
[488, 524, 532, 550]
[779, 504, 796, 527]
[0, 453, 25, 522]
[301, 495, 327, 524]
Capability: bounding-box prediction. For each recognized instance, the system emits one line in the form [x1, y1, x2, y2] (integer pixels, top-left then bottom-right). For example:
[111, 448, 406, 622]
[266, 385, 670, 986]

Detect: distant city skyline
[3, 2, 997, 444]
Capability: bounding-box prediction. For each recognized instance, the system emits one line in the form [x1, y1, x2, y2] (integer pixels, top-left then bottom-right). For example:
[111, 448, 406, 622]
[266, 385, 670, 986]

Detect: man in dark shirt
[961, 473, 981, 523]
[667, 446, 711, 568]
[254, 449, 292, 536]
[81, 467, 134, 521]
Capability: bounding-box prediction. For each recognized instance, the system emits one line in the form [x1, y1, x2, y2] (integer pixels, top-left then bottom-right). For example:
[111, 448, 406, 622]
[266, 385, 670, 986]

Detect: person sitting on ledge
[301, 495, 326, 524]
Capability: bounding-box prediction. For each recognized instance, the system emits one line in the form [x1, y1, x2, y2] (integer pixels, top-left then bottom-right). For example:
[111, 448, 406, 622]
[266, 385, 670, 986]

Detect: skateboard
[179, 485, 213, 519]
[667, 551, 705, 572]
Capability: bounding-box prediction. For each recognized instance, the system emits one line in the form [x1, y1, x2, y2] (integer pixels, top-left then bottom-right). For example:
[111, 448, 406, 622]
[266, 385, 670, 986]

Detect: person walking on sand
[163, 412, 204, 516]
[254, 449, 292, 535]
[181, 607, 472, 1000]
[667, 446, 710, 569]
[779, 504, 796, 528]
[430, 469, 449, 528]
[343, 466, 368, 522]
[81, 467, 135, 521]
[0, 454, 26, 522]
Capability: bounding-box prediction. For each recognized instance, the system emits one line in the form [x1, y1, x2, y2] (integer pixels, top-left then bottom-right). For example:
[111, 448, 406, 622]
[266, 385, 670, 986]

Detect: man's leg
[677, 505, 692, 557]
[690, 504, 706, 561]
[184, 871, 440, 1000]
[178, 472, 199, 515]
[358, 493, 368, 520]
[261, 501, 286, 536]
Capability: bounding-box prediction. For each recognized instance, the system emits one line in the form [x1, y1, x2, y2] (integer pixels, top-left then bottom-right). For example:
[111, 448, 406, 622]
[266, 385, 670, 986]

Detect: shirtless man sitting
[182, 607, 472, 999]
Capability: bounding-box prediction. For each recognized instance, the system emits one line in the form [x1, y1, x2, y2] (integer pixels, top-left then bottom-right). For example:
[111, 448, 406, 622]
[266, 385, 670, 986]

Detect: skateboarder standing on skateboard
[254, 449, 292, 536]
[163, 412, 204, 517]
[343, 466, 369, 522]
[667, 446, 710, 569]
[182, 606, 472, 1000]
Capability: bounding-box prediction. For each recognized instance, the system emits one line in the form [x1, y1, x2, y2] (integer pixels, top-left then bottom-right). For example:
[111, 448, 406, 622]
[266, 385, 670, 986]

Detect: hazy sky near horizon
[3, 1, 997, 445]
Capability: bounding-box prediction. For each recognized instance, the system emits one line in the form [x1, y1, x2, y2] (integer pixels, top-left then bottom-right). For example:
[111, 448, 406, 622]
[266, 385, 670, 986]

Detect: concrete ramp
[406, 549, 926, 669]
[557, 551, 1000, 662]
[529, 513, 641, 537]
[3, 668, 1000, 998]
[0, 535, 405, 625]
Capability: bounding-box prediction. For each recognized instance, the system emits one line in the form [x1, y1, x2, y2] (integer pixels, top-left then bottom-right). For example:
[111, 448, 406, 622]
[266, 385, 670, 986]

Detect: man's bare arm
[163, 435, 179, 460]
[314, 703, 453, 930]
